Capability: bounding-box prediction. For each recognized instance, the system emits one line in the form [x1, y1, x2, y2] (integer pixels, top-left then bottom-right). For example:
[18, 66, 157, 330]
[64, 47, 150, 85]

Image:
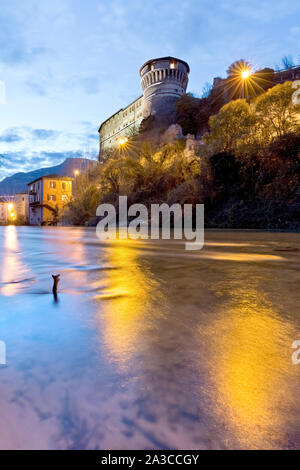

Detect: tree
[252, 67, 275, 92]
[175, 93, 202, 135]
[255, 82, 300, 142]
[227, 59, 252, 77]
[210, 152, 241, 197]
[282, 55, 294, 69]
[204, 99, 257, 155]
[268, 133, 300, 164]
[201, 82, 212, 98]
[66, 185, 100, 225]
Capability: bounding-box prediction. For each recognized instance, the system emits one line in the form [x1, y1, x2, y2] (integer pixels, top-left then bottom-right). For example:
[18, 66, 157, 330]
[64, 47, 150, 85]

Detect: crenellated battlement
[140, 57, 189, 122]
[140, 57, 189, 93]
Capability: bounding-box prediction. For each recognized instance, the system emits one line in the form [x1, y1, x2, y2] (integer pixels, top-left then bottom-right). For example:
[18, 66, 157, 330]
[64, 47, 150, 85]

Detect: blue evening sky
[0, 0, 299, 179]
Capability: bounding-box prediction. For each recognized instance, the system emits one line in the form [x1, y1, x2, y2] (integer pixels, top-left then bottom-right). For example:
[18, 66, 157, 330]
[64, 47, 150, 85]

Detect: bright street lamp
[241, 68, 252, 98]
[119, 137, 128, 146]
[241, 69, 250, 79]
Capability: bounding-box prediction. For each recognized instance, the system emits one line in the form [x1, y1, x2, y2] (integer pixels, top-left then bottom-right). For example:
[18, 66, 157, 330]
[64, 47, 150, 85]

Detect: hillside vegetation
[66, 80, 300, 229]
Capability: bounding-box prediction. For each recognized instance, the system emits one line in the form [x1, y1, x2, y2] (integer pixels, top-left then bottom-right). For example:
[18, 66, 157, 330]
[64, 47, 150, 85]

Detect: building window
[62, 182, 66, 190]
[62, 195, 68, 202]
[48, 194, 56, 201]
[50, 181, 56, 189]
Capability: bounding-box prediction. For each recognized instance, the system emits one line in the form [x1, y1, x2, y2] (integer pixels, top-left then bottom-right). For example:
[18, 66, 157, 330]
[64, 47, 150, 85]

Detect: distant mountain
[0, 158, 97, 195]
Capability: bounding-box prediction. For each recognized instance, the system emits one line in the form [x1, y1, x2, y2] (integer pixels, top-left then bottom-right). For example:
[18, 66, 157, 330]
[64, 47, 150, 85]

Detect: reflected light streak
[204, 285, 294, 449]
[0, 226, 21, 295]
[95, 239, 159, 371]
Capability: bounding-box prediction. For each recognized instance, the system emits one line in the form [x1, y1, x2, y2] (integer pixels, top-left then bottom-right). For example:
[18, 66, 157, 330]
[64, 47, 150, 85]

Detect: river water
[0, 226, 299, 450]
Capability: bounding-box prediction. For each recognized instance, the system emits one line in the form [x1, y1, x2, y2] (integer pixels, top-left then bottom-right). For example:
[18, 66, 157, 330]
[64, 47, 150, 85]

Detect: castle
[98, 57, 190, 155]
[98, 58, 300, 157]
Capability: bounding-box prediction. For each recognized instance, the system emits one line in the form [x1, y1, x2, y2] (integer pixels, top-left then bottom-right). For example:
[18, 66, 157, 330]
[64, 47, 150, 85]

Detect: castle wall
[140, 58, 189, 124]
[274, 65, 300, 84]
[99, 96, 144, 153]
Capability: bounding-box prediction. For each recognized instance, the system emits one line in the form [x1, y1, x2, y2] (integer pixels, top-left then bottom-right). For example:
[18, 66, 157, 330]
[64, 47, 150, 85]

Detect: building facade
[98, 56, 190, 155]
[28, 175, 73, 226]
[15, 192, 30, 224]
[274, 65, 300, 84]
[0, 199, 15, 224]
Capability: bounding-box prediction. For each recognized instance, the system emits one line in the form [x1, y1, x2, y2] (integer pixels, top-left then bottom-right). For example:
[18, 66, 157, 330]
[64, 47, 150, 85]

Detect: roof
[27, 174, 74, 186]
[139, 56, 190, 75]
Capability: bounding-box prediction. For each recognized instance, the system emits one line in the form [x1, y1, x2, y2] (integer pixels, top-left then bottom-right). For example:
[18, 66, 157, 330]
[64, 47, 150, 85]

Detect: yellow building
[27, 174, 73, 226]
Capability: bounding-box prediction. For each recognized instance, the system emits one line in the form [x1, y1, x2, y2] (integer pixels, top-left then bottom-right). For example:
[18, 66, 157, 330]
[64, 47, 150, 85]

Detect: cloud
[0, 121, 99, 179]
[65, 75, 101, 95]
[25, 79, 48, 96]
[87, 133, 99, 141]
[80, 77, 100, 94]
[41, 150, 83, 161]
[290, 26, 300, 36]
[31, 129, 59, 140]
[0, 127, 60, 144]
[0, 149, 96, 180]
[0, 130, 23, 143]
[0, 7, 49, 65]
[219, 0, 300, 22]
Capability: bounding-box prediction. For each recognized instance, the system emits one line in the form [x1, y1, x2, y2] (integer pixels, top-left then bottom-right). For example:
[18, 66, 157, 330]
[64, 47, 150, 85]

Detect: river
[0, 226, 299, 449]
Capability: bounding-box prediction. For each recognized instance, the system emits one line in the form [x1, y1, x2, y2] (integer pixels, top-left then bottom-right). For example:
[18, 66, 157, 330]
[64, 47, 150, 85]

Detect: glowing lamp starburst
[119, 137, 128, 146]
[241, 69, 251, 79]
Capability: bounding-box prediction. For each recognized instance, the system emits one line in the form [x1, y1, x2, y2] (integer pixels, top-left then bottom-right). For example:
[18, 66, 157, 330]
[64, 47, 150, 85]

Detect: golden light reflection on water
[204, 284, 295, 449]
[95, 240, 160, 371]
[0, 226, 21, 296]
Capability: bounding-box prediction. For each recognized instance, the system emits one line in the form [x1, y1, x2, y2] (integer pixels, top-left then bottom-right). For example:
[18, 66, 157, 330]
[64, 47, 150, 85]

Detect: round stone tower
[140, 56, 189, 124]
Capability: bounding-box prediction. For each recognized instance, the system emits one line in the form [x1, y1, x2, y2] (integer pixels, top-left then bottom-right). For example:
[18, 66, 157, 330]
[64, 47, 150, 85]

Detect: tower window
[170, 60, 177, 69]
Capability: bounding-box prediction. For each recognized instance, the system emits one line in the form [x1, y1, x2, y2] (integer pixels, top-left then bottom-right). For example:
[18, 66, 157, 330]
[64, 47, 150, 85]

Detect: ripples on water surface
[0, 226, 299, 449]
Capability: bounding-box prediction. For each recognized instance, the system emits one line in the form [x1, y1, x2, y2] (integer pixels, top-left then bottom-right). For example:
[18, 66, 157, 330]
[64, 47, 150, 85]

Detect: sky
[0, 0, 299, 180]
